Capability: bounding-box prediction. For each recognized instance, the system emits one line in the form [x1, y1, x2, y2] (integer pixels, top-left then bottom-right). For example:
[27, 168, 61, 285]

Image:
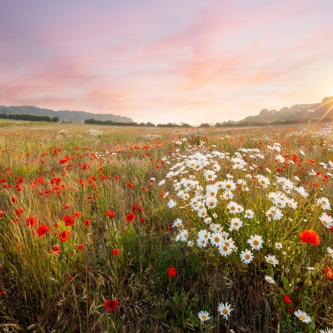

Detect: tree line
[0, 113, 59, 122]
[84, 118, 193, 127]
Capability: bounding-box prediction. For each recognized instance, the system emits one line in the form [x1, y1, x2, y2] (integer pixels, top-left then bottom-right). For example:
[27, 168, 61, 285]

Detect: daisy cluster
[159, 138, 333, 326]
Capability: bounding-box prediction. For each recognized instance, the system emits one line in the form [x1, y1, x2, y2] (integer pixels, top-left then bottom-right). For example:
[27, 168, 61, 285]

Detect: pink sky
[1, 0, 333, 124]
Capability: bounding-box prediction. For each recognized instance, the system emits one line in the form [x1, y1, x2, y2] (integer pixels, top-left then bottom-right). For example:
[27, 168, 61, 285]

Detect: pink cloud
[1, 0, 333, 124]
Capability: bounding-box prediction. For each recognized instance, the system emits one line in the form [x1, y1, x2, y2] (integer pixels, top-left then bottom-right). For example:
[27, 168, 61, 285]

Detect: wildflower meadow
[1, 120, 333, 333]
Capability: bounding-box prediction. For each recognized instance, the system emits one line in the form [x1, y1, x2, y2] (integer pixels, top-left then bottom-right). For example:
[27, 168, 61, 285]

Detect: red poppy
[283, 295, 292, 304]
[37, 224, 50, 237]
[51, 244, 61, 254]
[324, 266, 333, 279]
[104, 299, 118, 312]
[74, 211, 82, 218]
[76, 244, 84, 250]
[125, 213, 136, 222]
[84, 219, 91, 226]
[131, 204, 143, 212]
[288, 308, 294, 314]
[15, 208, 23, 216]
[0, 210, 3, 218]
[106, 210, 116, 218]
[126, 182, 134, 189]
[139, 217, 145, 223]
[112, 249, 120, 256]
[299, 229, 320, 245]
[11, 196, 18, 203]
[25, 216, 37, 227]
[62, 215, 74, 226]
[59, 156, 70, 164]
[168, 267, 177, 278]
[59, 230, 70, 242]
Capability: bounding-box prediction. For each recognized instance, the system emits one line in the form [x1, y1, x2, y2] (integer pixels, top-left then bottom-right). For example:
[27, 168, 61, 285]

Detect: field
[0, 121, 333, 333]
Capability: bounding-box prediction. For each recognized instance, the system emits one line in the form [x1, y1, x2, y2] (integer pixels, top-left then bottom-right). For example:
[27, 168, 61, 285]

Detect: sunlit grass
[0, 122, 333, 332]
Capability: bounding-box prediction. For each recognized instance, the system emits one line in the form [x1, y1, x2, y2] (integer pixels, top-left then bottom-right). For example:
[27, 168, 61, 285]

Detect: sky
[1, 0, 333, 125]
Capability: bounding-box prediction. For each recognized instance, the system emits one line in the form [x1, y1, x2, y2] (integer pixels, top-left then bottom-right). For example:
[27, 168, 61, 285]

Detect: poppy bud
[283, 295, 292, 304]
[168, 267, 177, 278]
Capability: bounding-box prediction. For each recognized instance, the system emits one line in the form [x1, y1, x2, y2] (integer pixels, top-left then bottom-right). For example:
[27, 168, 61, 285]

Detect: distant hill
[0, 105, 133, 123]
[221, 96, 333, 126]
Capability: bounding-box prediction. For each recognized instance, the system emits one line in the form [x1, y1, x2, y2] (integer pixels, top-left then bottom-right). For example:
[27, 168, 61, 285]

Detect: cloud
[1, 0, 333, 124]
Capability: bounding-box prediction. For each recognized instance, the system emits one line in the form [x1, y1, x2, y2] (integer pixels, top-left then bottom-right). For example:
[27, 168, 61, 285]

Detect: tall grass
[0, 122, 333, 332]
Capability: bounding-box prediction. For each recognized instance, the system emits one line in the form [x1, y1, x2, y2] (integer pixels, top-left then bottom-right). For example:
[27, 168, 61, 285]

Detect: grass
[0, 122, 333, 332]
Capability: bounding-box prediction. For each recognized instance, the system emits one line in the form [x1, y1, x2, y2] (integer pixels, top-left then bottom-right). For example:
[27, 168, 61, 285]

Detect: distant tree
[51, 116, 60, 122]
[199, 123, 211, 128]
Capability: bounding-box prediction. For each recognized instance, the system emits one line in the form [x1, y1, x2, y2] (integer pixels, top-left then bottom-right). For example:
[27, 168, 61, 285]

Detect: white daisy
[221, 190, 234, 200]
[219, 244, 233, 256]
[203, 170, 216, 182]
[172, 218, 183, 228]
[205, 196, 218, 209]
[320, 212, 333, 228]
[231, 157, 247, 169]
[227, 201, 239, 214]
[210, 233, 223, 246]
[316, 197, 331, 210]
[275, 154, 285, 163]
[256, 175, 270, 188]
[230, 217, 242, 230]
[217, 302, 233, 319]
[204, 217, 212, 224]
[198, 209, 207, 218]
[167, 199, 177, 208]
[286, 198, 298, 209]
[275, 242, 282, 250]
[294, 309, 311, 323]
[319, 328, 333, 333]
[205, 184, 219, 197]
[265, 255, 279, 267]
[210, 223, 223, 233]
[178, 230, 188, 242]
[221, 179, 236, 191]
[198, 310, 211, 322]
[326, 247, 333, 258]
[244, 209, 254, 219]
[265, 276, 275, 284]
[197, 238, 208, 248]
[240, 249, 254, 264]
[247, 235, 264, 250]
[198, 229, 210, 240]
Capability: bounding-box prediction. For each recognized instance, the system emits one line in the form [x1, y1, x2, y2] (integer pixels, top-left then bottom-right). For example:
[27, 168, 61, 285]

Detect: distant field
[0, 122, 333, 333]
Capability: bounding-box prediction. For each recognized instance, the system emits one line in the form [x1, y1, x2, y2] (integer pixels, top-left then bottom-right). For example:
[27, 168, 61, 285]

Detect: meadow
[0, 120, 333, 333]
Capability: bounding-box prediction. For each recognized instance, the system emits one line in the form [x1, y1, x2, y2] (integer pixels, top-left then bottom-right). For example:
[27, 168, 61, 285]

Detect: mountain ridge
[233, 96, 333, 125]
[0, 105, 133, 123]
